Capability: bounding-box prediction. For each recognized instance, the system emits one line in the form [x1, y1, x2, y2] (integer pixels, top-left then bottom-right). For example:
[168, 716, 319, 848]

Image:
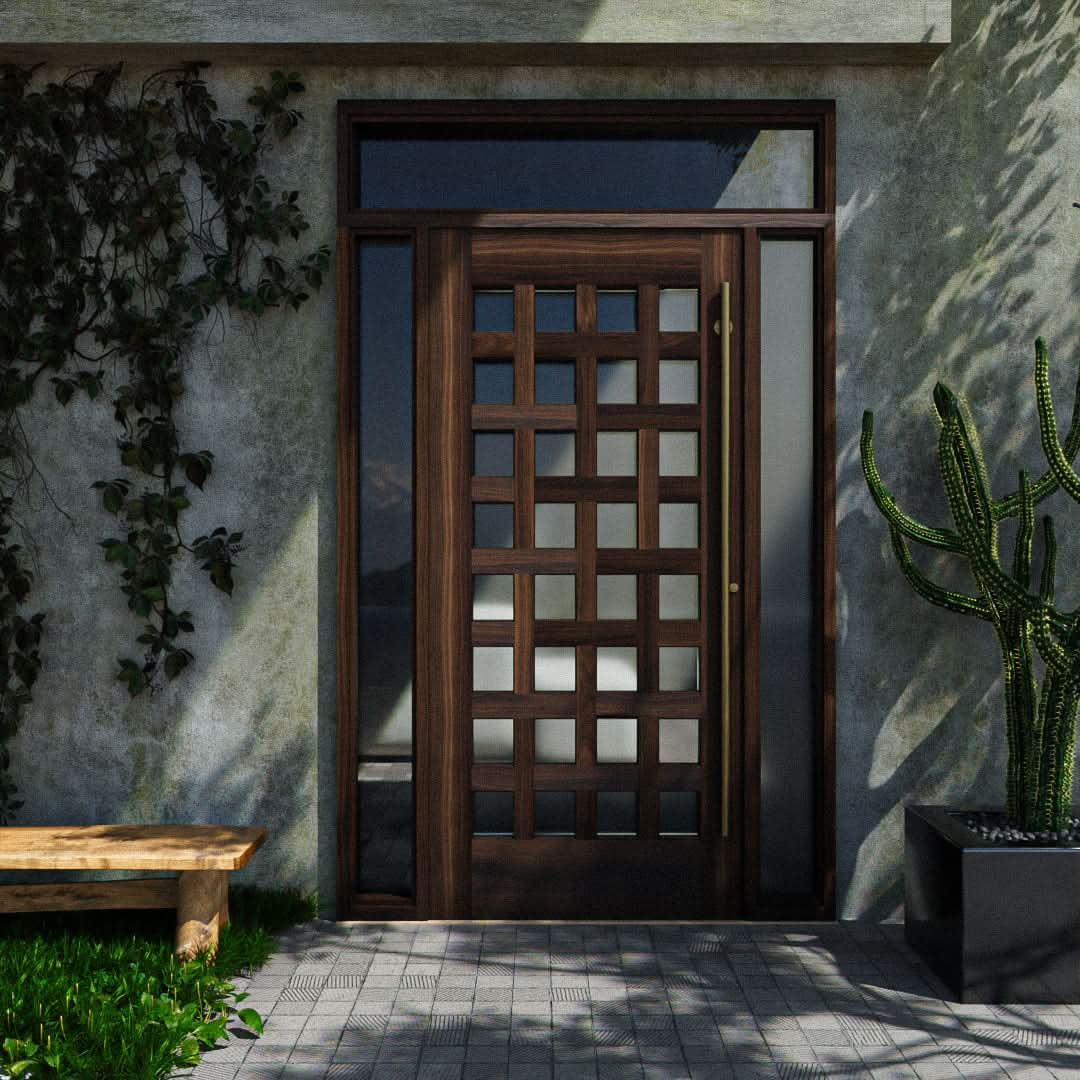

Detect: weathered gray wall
[8, 0, 1080, 918]
[2, 0, 949, 48]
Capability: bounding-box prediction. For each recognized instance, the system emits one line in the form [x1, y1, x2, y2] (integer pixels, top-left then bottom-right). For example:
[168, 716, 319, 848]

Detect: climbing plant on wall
[0, 62, 329, 821]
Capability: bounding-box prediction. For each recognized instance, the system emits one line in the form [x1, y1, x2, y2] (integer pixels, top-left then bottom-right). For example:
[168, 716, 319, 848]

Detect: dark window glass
[474, 503, 514, 548]
[535, 360, 576, 404]
[659, 791, 699, 837]
[474, 791, 514, 836]
[358, 129, 814, 209]
[597, 791, 637, 836]
[535, 792, 576, 836]
[474, 360, 514, 404]
[474, 290, 514, 331]
[597, 290, 637, 332]
[474, 432, 514, 477]
[356, 238, 415, 897]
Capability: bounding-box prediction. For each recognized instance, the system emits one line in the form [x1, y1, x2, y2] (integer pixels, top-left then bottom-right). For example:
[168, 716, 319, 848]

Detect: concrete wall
[3, 0, 949, 49]
[7, 0, 1080, 918]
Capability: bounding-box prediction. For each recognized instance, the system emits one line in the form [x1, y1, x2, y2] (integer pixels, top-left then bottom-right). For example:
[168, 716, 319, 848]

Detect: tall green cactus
[862, 338, 1080, 831]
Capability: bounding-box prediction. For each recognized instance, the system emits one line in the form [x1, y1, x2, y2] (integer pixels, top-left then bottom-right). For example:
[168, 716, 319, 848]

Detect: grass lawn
[0, 884, 318, 1079]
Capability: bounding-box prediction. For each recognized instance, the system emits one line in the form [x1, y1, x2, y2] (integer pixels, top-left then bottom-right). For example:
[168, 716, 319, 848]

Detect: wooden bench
[0, 824, 266, 959]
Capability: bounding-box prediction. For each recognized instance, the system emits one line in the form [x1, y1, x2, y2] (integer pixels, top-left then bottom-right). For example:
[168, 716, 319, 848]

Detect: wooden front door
[419, 229, 742, 919]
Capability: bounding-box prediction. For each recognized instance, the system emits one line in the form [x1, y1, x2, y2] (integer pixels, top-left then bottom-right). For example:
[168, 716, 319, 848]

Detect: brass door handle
[719, 281, 733, 839]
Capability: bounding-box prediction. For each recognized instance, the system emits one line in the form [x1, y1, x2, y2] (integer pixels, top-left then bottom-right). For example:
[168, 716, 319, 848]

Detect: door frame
[336, 99, 836, 921]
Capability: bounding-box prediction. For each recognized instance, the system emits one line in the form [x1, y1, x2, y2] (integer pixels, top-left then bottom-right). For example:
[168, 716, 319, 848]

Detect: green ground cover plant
[0, 884, 318, 1079]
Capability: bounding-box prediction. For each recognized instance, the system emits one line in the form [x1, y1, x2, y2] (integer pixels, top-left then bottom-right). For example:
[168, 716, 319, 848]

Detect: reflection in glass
[659, 646, 699, 691]
[597, 575, 637, 620]
[535, 646, 576, 691]
[760, 239, 815, 895]
[535, 503, 576, 548]
[474, 432, 514, 476]
[535, 791, 576, 836]
[659, 431, 698, 477]
[535, 360, 576, 404]
[597, 503, 637, 548]
[357, 238, 415, 897]
[474, 503, 514, 548]
[659, 503, 698, 548]
[659, 289, 699, 332]
[473, 575, 514, 620]
[597, 359, 637, 404]
[473, 646, 514, 692]
[597, 431, 637, 477]
[474, 290, 514, 331]
[659, 718, 699, 763]
[473, 790, 513, 836]
[659, 359, 698, 404]
[597, 791, 637, 836]
[535, 290, 576, 332]
[474, 717, 514, 763]
[597, 717, 637, 764]
[659, 791, 699, 836]
[474, 359, 514, 404]
[535, 717, 576, 763]
[659, 575, 699, 620]
[597, 290, 637, 332]
[535, 432, 576, 477]
[360, 130, 816, 210]
[597, 646, 638, 692]
[535, 574, 576, 620]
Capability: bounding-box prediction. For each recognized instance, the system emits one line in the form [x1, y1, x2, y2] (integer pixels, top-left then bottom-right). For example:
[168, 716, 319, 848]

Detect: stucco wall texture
[7, 0, 1080, 919]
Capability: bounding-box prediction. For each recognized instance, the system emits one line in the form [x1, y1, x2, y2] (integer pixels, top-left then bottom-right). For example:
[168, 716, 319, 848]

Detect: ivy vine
[0, 62, 329, 821]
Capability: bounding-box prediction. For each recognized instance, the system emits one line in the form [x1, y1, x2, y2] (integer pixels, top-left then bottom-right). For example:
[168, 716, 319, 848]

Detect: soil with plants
[0, 885, 317, 1079]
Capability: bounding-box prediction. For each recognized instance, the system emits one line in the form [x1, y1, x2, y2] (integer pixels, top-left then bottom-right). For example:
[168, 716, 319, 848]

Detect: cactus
[861, 338, 1080, 832]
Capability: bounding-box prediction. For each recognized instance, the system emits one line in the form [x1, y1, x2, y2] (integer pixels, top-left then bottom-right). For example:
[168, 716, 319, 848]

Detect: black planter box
[905, 804, 1080, 1003]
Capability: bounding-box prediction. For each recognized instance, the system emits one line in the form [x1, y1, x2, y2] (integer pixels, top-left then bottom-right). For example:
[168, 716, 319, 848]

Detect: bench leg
[175, 869, 229, 960]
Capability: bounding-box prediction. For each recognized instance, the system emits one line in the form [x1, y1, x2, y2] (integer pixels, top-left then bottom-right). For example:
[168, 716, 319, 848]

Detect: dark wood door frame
[335, 100, 836, 922]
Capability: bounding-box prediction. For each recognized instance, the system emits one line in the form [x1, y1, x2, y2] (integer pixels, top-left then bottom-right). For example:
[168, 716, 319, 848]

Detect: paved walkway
[179, 921, 1080, 1080]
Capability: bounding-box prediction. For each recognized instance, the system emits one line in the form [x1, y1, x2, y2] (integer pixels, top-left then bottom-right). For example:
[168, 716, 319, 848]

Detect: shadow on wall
[837, 0, 1080, 919]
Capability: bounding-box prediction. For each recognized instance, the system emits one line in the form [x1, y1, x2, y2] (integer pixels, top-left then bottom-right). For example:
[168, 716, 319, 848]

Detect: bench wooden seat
[0, 824, 266, 958]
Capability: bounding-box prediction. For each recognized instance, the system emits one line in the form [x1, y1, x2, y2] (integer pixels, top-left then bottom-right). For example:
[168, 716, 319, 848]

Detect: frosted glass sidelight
[474, 503, 514, 548]
[597, 717, 637, 764]
[597, 290, 637, 332]
[597, 431, 637, 477]
[659, 646, 699, 691]
[535, 574, 576, 620]
[473, 791, 513, 836]
[659, 718, 699, 763]
[473, 575, 514, 621]
[535, 717, 576, 763]
[597, 647, 638, 691]
[535, 791, 576, 836]
[473, 646, 514, 692]
[659, 503, 698, 548]
[474, 432, 514, 476]
[535, 290, 576, 331]
[535, 432, 576, 477]
[659, 289, 699, 332]
[535, 503, 576, 548]
[597, 575, 637, 620]
[535, 646, 576, 691]
[597, 792, 637, 837]
[474, 290, 514, 331]
[597, 503, 637, 548]
[535, 360, 576, 404]
[659, 791, 699, 836]
[597, 359, 637, 403]
[659, 359, 698, 404]
[659, 575, 699, 620]
[473, 717, 514, 763]
[759, 238, 815, 896]
[474, 360, 514, 404]
[659, 431, 698, 477]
